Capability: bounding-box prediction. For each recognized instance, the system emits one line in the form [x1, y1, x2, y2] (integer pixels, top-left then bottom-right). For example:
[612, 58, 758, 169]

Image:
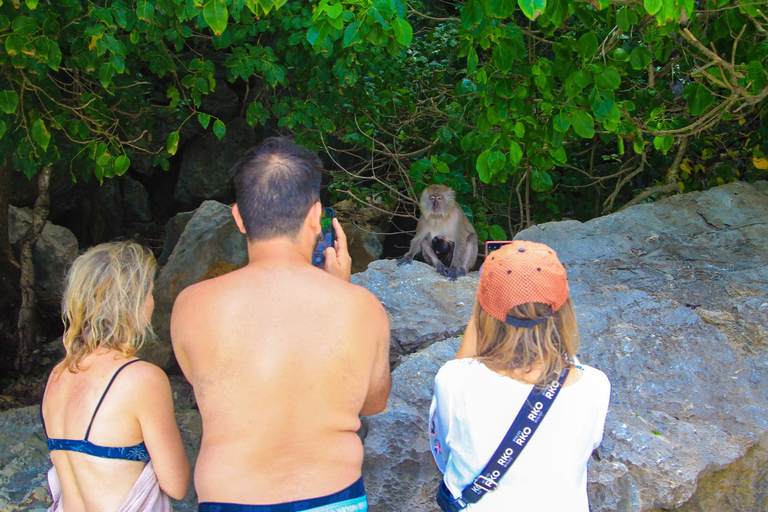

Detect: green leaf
[653, 135, 674, 153]
[682, 83, 715, 116]
[203, 0, 228, 36]
[391, 18, 413, 46]
[167, 131, 180, 155]
[577, 31, 598, 61]
[325, 3, 343, 18]
[488, 224, 507, 240]
[633, 136, 646, 154]
[531, 170, 554, 191]
[12, 16, 37, 38]
[630, 46, 652, 70]
[32, 119, 51, 151]
[198, 113, 211, 129]
[553, 112, 571, 133]
[137, 0, 154, 22]
[508, 141, 523, 167]
[114, 155, 131, 175]
[593, 66, 621, 90]
[25, 0, 40, 9]
[644, 0, 662, 15]
[0, 90, 19, 114]
[467, 46, 478, 73]
[490, 0, 517, 18]
[519, 0, 546, 20]
[572, 111, 595, 139]
[0, 120, 6, 141]
[213, 119, 226, 140]
[549, 145, 567, 164]
[493, 40, 515, 72]
[343, 21, 362, 47]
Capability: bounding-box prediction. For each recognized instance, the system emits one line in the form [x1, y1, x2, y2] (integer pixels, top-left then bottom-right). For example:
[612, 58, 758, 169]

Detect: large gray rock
[360, 181, 768, 511]
[352, 260, 477, 364]
[8, 206, 78, 301]
[363, 338, 459, 511]
[148, 201, 247, 368]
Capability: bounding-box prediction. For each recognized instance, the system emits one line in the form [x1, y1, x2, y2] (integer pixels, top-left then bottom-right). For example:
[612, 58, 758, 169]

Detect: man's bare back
[171, 138, 390, 507]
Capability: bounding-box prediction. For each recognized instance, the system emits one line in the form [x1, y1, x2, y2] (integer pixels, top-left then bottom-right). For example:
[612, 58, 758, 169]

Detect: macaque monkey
[397, 184, 478, 280]
[431, 235, 454, 267]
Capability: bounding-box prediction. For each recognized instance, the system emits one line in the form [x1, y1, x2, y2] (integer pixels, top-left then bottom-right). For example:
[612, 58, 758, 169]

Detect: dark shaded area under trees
[0, 0, 766, 404]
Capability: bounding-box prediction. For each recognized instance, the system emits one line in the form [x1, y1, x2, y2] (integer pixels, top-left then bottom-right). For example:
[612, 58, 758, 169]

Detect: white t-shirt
[429, 358, 611, 511]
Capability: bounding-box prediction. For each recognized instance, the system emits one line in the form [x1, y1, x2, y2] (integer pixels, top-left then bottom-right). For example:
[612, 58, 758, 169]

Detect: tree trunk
[15, 165, 51, 374]
[0, 153, 21, 311]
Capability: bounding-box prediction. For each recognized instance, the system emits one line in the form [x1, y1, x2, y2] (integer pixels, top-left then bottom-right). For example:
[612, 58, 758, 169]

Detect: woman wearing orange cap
[429, 241, 610, 511]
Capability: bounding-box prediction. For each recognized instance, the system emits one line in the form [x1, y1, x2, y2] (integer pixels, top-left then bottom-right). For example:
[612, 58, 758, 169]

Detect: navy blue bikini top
[41, 359, 151, 462]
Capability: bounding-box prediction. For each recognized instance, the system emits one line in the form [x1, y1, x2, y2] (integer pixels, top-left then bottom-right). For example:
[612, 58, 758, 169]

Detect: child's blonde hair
[473, 297, 579, 388]
[60, 241, 156, 372]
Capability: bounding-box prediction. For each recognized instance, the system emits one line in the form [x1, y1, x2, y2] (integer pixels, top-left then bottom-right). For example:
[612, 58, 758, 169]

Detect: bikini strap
[40, 384, 48, 437]
[84, 359, 142, 441]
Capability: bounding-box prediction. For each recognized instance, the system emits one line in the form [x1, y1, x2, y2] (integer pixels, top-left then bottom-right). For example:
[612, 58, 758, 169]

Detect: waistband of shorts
[198, 477, 366, 512]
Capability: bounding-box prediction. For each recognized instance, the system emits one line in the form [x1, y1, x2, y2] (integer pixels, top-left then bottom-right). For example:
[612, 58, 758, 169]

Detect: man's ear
[232, 203, 247, 235]
[306, 201, 322, 235]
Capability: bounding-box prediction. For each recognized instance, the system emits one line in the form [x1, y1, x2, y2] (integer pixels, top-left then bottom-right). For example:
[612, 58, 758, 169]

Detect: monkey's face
[429, 193, 444, 213]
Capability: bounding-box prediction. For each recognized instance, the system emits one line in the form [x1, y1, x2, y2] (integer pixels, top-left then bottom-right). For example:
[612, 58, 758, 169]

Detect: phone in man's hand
[485, 241, 514, 257]
[312, 207, 336, 268]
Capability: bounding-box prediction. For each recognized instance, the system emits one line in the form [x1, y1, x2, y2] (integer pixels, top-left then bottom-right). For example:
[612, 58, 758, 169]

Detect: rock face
[352, 260, 477, 365]
[1, 181, 766, 511]
[8, 206, 79, 302]
[360, 180, 768, 511]
[148, 200, 247, 367]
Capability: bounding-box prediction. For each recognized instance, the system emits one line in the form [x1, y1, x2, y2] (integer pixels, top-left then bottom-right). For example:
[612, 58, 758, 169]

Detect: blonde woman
[41, 241, 189, 511]
[429, 241, 610, 511]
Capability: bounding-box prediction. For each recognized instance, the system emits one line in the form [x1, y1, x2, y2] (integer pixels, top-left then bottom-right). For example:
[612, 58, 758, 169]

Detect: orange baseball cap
[478, 241, 569, 327]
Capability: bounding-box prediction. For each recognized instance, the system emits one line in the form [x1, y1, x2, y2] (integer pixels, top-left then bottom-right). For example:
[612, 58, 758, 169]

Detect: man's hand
[324, 217, 352, 282]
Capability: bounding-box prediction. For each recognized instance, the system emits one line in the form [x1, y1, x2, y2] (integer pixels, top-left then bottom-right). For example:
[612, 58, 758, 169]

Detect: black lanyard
[455, 368, 570, 507]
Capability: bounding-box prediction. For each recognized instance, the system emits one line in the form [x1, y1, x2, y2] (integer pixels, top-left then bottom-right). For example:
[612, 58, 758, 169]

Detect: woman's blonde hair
[60, 241, 156, 372]
[473, 297, 579, 388]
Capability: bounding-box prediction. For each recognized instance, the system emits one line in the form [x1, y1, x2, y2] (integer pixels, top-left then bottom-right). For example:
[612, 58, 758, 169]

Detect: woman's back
[430, 358, 610, 510]
[42, 350, 185, 512]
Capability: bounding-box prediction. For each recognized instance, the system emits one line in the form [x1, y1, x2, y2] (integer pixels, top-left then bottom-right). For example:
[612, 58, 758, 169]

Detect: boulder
[360, 180, 768, 511]
[148, 201, 247, 368]
[158, 210, 195, 266]
[351, 259, 477, 365]
[8, 206, 79, 301]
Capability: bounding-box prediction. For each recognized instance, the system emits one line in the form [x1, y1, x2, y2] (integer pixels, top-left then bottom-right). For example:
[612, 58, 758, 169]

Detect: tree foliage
[0, 0, 766, 239]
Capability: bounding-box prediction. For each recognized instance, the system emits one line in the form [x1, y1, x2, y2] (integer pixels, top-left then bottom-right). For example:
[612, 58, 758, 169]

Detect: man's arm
[360, 296, 391, 416]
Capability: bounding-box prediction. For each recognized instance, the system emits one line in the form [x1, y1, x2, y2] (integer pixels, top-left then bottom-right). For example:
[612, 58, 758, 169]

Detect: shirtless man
[170, 137, 391, 511]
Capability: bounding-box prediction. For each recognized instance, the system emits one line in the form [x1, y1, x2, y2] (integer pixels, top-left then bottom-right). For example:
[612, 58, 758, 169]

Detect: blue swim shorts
[198, 477, 367, 512]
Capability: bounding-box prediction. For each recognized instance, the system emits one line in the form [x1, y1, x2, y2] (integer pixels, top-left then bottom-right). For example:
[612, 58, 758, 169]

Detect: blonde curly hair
[60, 241, 156, 372]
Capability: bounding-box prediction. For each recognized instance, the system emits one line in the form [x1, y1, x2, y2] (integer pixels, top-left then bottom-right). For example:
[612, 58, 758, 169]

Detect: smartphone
[312, 207, 336, 268]
[485, 241, 514, 257]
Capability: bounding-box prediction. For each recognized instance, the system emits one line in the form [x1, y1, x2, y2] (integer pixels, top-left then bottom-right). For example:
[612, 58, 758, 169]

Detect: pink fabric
[47, 461, 172, 512]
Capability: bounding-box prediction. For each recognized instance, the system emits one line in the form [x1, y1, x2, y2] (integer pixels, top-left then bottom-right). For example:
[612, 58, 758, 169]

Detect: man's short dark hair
[231, 137, 323, 242]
